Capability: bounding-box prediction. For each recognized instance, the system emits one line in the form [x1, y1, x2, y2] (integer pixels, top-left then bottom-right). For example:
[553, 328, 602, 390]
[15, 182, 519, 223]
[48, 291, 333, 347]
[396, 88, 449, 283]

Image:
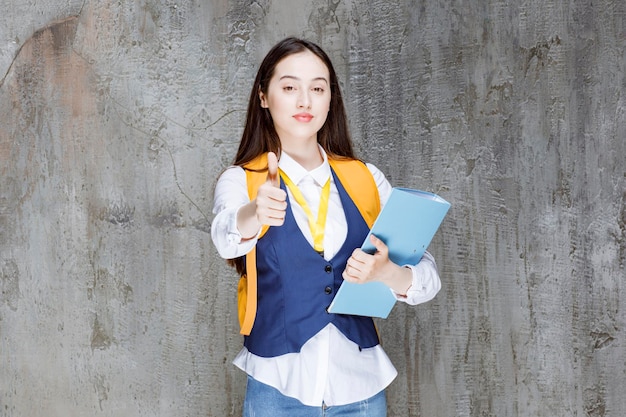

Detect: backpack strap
[237, 154, 271, 335]
[328, 158, 380, 228]
[237, 153, 380, 335]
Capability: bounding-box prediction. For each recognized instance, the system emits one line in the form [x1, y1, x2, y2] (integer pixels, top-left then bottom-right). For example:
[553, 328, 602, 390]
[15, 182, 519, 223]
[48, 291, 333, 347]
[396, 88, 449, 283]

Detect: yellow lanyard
[279, 170, 331, 254]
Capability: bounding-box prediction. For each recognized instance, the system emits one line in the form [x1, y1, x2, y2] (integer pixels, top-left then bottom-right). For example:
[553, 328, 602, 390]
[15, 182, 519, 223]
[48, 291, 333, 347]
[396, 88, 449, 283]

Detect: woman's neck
[280, 140, 324, 171]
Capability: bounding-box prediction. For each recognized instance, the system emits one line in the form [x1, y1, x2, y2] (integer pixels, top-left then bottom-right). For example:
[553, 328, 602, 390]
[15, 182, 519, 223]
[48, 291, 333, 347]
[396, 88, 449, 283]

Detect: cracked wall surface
[1, 1, 625, 416]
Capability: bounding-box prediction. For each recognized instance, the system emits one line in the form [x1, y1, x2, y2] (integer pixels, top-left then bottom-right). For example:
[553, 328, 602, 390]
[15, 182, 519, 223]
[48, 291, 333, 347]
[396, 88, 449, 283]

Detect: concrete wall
[1, 1, 624, 416]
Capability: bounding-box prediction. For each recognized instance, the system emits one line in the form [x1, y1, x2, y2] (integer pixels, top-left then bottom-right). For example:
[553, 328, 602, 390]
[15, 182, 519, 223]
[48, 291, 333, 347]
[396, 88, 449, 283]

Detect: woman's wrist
[236, 201, 262, 240]
[382, 262, 413, 296]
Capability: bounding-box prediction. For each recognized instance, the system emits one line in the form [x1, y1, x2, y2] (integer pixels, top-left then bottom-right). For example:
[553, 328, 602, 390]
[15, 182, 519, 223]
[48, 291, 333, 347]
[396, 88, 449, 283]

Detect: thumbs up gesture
[265, 151, 280, 188]
[254, 152, 287, 226]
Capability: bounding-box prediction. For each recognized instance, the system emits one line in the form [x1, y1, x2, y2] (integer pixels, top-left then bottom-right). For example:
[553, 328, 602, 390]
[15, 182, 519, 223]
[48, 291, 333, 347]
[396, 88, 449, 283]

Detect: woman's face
[259, 50, 331, 149]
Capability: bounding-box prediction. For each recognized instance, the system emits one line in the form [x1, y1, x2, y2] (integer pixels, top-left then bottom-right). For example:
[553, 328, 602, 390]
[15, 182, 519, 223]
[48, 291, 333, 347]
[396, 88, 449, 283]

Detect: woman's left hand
[342, 234, 413, 295]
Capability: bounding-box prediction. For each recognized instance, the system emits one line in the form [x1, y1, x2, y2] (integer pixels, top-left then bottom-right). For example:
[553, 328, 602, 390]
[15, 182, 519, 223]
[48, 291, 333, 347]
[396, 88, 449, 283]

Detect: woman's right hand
[236, 152, 287, 239]
[254, 152, 287, 226]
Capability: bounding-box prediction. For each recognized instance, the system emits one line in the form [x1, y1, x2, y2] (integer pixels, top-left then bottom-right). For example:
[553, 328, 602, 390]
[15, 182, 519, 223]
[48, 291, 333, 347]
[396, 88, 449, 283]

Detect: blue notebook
[327, 187, 450, 318]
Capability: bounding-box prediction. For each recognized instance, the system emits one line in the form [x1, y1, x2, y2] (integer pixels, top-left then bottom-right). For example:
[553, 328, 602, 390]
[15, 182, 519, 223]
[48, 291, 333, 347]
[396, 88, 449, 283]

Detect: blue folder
[327, 187, 450, 318]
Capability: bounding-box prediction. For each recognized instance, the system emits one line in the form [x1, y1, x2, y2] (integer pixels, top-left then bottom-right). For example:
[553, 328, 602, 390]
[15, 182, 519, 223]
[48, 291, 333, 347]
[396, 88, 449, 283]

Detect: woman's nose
[297, 91, 311, 109]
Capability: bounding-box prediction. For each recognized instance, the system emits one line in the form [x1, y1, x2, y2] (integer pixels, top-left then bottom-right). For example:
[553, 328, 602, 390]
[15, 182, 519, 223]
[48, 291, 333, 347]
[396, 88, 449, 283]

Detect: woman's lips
[293, 113, 314, 122]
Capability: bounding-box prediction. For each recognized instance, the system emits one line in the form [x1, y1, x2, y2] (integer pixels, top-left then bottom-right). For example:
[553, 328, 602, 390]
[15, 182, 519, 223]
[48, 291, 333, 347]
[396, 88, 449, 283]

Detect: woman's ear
[259, 89, 268, 108]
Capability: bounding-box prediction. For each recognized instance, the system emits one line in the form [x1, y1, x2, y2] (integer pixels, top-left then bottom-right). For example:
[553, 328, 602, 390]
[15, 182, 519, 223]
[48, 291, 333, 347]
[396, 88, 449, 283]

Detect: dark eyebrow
[279, 75, 329, 84]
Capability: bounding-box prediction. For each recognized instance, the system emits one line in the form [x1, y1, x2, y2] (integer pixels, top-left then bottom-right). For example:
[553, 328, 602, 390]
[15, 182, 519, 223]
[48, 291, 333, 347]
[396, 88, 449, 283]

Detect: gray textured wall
[1, 1, 624, 416]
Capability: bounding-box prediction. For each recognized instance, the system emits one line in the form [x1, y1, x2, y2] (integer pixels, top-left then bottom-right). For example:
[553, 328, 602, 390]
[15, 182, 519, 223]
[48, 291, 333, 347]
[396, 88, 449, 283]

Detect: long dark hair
[227, 37, 357, 274]
[233, 37, 356, 166]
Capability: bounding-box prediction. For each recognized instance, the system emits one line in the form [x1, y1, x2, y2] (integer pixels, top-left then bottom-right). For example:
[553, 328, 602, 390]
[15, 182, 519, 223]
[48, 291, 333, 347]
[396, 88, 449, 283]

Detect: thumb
[266, 151, 279, 187]
[369, 234, 388, 255]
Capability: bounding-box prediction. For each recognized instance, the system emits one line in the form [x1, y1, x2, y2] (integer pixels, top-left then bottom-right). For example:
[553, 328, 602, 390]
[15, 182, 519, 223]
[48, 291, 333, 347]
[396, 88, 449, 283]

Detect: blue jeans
[243, 376, 387, 417]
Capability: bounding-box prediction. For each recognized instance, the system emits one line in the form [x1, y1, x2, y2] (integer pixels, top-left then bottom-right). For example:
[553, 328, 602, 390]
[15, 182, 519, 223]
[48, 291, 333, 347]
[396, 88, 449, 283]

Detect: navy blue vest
[244, 169, 380, 357]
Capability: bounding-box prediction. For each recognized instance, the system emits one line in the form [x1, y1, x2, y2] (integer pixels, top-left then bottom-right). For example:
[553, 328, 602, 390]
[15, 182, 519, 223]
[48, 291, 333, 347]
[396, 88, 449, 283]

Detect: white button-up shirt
[211, 148, 441, 406]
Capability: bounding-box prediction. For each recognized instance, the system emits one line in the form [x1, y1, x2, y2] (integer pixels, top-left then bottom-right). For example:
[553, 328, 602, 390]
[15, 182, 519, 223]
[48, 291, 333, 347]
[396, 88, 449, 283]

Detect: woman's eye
[313, 87, 325, 93]
[283, 86, 295, 91]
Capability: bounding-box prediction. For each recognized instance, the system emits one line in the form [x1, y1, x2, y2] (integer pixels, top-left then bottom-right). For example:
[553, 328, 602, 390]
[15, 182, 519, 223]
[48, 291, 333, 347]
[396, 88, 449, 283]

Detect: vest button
[325, 286, 333, 294]
[324, 265, 332, 273]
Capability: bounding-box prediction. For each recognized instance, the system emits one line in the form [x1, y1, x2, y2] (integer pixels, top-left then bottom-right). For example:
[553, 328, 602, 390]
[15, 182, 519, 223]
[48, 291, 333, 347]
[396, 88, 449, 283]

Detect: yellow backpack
[238, 153, 381, 335]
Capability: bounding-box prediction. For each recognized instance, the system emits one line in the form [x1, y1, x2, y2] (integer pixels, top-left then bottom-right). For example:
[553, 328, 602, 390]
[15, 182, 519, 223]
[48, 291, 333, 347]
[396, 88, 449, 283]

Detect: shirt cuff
[393, 252, 441, 305]
[226, 207, 244, 244]
[211, 206, 259, 259]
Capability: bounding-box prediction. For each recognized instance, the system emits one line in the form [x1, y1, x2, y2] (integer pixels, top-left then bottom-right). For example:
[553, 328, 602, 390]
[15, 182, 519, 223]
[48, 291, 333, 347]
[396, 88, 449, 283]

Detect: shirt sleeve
[365, 163, 442, 305]
[211, 166, 259, 259]
[397, 251, 442, 305]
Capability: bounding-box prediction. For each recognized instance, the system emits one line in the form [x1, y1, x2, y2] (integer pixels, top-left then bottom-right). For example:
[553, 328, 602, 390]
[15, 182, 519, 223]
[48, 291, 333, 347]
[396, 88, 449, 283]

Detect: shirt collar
[278, 146, 331, 187]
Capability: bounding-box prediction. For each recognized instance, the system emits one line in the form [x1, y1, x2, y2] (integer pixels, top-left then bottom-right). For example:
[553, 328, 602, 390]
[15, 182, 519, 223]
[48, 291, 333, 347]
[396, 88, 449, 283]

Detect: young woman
[211, 37, 441, 417]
